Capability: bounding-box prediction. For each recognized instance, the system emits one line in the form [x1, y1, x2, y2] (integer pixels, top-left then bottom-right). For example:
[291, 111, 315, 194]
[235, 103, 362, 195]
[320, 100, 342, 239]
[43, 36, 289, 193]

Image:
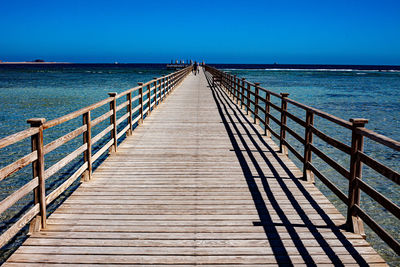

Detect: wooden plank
[359, 151, 400, 185]
[0, 151, 37, 182]
[0, 127, 39, 149]
[116, 112, 129, 126]
[356, 127, 400, 151]
[91, 125, 113, 145]
[6, 254, 386, 265]
[43, 97, 113, 130]
[0, 204, 39, 248]
[44, 144, 87, 180]
[21, 237, 372, 248]
[116, 100, 129, 112]
[92, 139, 113, 162]
[43, 125, 87, 155]
[91, 110, 113, 127]
[0, 177, 38, 214]
[45, 163, 88, 205]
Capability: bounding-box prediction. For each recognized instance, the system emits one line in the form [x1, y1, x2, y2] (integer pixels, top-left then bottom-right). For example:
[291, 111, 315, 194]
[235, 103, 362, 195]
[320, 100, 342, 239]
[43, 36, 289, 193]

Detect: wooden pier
[1, 66, 399, 265]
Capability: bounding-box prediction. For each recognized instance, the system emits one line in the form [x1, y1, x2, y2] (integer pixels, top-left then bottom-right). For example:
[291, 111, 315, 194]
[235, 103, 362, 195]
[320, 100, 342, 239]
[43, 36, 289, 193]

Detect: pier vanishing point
[1, 65, 399, 266]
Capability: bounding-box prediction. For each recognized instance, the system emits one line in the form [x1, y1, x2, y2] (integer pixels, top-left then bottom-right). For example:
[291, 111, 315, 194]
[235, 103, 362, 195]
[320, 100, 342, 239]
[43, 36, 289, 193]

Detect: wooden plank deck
[4, 70, 386, 266]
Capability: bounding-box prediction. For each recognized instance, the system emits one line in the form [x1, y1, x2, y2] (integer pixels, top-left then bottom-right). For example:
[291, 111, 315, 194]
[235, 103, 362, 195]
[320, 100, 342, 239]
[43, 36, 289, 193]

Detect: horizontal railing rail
[0, 65, 192, 249]
[204, 65, 400, 255]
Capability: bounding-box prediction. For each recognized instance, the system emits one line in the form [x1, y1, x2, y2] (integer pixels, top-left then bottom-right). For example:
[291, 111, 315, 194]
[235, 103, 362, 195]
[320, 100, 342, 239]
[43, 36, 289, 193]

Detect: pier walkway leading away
[3, 70, 388, 265]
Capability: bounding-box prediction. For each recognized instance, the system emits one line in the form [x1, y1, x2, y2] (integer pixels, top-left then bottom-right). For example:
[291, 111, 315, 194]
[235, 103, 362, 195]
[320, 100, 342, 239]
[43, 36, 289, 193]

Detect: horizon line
[1, 61, 399, 67]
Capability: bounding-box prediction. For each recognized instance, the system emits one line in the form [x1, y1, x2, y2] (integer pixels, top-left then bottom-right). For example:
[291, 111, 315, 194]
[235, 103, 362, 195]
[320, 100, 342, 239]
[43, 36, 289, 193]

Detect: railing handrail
[204, 64, 400, 256]
[0, 65, 193, 249]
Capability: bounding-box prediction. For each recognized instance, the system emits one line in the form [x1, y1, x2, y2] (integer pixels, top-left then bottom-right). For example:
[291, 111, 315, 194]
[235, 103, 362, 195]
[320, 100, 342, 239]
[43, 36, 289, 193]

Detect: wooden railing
[204, 65, 400, 255]
[0, 65, 192, 248]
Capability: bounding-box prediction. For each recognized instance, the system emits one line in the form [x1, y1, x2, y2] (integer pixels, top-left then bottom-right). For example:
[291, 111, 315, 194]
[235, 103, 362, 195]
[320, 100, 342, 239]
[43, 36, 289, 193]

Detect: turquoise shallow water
[0, 65, 399, 265]
[224, 68, 400, 265]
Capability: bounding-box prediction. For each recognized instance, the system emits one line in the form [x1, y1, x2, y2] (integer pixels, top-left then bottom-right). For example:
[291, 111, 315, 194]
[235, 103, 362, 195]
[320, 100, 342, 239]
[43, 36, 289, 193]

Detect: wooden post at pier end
[303, 110, 314, 183]
[254, 83, 260, 124]
[108, 92, 118, 153]
[347, 118, 368, 238]
[27, 118, 47, 231]
[138, 83, 144, 124]
[82, 111, 92, 181]
[279, 93, 290, 155]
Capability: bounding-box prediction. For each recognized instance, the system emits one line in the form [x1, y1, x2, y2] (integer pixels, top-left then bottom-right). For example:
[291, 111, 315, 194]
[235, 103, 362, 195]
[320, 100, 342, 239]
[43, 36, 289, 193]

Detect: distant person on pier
[193, 61, 198, 75]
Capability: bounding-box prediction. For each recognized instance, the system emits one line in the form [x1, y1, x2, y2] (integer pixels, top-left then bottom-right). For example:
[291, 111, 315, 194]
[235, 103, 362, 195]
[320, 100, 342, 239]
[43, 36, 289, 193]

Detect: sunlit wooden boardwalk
[4, 70, 386, 266]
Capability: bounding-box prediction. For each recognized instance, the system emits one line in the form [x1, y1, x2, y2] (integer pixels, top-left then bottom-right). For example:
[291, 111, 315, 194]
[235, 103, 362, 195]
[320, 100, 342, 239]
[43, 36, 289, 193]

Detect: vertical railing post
[241, 78, 246, 108]
[265, 92, 271, 136]
[153, 78, 158, 107]
[147, 83, 151, 114]
[246, 83, 251, 115]
[108, 92, 118, 153]
[233, 75, 237, 101]
[229, 75, 233, 96]
[254, 83, 260, 124]
[138, 83, 144, 124]
[303, 110, 314, 183]
[161, 77, 165, 101]
[27, 118, 47, 230]
[236, 77, 240, 104]
[82, 112, 92, 181]
[279, 93, 290, 155]
[127, 92, 133, 136]
[346, 118, 368, 237]
[226, 74, 230, 95]
[166, 77, 169, 95]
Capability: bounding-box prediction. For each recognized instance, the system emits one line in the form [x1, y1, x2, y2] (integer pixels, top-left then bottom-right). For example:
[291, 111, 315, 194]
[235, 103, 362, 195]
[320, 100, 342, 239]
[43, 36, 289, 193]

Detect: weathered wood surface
[5, 70, 386, 266]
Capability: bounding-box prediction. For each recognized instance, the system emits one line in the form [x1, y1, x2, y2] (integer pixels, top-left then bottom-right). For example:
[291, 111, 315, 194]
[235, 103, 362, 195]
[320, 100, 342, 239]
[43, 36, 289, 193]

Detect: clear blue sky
[1, 0, 399, 64]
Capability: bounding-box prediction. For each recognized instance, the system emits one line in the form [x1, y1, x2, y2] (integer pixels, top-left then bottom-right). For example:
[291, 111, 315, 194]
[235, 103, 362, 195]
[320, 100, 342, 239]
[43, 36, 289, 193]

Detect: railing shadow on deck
[204, 70, 368, 266]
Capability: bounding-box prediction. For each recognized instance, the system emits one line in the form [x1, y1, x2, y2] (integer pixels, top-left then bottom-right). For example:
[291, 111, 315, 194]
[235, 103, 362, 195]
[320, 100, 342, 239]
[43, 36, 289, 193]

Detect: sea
[0, 63, 399, 265]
